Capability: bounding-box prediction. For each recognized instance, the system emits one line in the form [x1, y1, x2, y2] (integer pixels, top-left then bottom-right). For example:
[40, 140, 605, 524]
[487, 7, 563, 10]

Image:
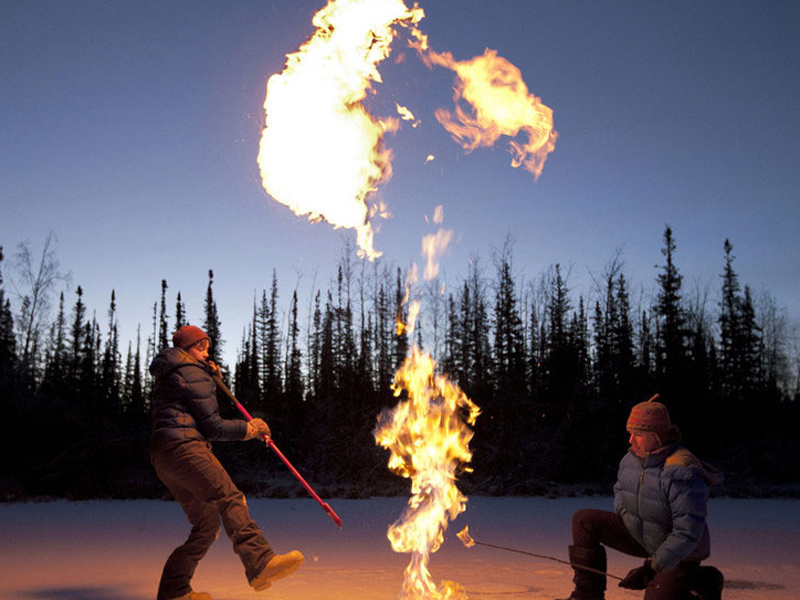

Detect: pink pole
[214, 374, 343, 528]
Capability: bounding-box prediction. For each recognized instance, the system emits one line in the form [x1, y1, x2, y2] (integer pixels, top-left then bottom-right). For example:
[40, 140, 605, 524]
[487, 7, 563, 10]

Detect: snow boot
[250, 550, 305, 591]
[554, 545, 607, 600]
[166, 592, 212, 600]
[689, 565, 724, 600]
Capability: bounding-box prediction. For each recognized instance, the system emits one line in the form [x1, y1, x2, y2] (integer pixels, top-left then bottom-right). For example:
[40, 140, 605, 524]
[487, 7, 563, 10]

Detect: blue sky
[2, 0, 799, 366]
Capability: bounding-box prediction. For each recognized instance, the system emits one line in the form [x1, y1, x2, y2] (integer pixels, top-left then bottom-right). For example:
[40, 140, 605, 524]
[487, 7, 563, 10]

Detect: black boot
[554, 545, 607, 600]
[689, 565, 724, 600]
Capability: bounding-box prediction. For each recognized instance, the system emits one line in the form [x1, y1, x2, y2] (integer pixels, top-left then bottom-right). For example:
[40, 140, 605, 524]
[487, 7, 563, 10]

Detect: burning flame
[257, 0, 424, 260]
[397, 205, 451, 338]
[413, 41, 558, 178]
[397, 103, 421, 128]
[255, 5, 557, 598]
[258, 0, 556, 260]
[422, 229, 453, 280]
[375, 347, 480, 599]
[456, 526, 475, 548]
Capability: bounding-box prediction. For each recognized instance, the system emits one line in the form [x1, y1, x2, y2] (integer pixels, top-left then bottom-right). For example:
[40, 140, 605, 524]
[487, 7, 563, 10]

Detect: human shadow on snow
[22, 586, 147, 600]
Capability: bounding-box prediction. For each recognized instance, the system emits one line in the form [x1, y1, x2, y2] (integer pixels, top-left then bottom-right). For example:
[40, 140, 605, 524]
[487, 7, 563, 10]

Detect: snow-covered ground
[1, 496, 797, 600]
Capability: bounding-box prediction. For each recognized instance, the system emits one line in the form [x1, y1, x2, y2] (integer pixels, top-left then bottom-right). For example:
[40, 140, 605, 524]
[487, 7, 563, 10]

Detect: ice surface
[0, 496, 797, 599]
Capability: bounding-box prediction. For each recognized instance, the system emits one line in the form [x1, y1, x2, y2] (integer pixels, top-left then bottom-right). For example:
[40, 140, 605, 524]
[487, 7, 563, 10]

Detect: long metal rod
[213, 373, 343, 528]
[458, 528, 622, 580]
[474, 539, 622, 580]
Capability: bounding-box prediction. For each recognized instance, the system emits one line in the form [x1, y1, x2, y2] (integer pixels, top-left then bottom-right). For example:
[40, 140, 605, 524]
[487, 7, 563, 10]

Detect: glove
[619, 559, 656, 590]
[207, 360, 222, 379]
[244, 418, 271, 441]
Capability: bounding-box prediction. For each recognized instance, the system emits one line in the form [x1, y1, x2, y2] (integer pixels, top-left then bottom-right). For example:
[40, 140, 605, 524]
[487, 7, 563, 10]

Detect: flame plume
[257, 5, 556, 596]
[412, 40, 558, 178]
[375, 347, 480, 599]
[257, 0, 424, 260]
[259, 0, 556, 259]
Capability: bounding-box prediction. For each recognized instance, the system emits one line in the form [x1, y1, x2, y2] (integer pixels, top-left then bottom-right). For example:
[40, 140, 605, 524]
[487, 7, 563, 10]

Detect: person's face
[187, 338, 210, 363]
[628, 429, 661, 457]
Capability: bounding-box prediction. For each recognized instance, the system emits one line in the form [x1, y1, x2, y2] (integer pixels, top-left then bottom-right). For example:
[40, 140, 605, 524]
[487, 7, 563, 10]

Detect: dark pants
[151, 440, 274, 600]
[572, 509, 700, 600]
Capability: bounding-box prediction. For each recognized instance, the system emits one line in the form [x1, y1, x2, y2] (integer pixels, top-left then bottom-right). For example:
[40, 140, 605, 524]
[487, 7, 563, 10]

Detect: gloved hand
[207, 360, 222, 379]
[245, 418, 271, 441]
[619, 559, 656, 590]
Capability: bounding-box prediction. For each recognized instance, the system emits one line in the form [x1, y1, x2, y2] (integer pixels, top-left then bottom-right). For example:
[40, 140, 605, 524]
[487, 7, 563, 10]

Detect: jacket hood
[149, 346, 206, 378]
[697, 459, 725, 487]
[629, 443, 724, 487]
[662, 445, 725, 487]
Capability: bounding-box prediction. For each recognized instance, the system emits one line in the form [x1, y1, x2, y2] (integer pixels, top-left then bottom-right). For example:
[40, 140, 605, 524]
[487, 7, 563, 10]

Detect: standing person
[150, 325, 304, 600]
[556, 397, 724, 600]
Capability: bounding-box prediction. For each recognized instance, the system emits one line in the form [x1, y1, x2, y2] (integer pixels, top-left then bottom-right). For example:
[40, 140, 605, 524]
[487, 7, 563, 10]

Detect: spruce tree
[439, 294, 456, 377]
[234, 317, 261, 411]
[718, 238, 740, 398]
[131, 327, 145, 414]
[455, 283, 471, 389]
[0, 247, 17, 408]
[122, 340, 134, 413]
[491, 245, 527, 467]
[262, 271, 283, 408]
[309, 290, 323, 399]
[101, 290, 121, 414]
[69, 286, 86, 388]
[319, 292, 336, 396]
[542, 264, 574, 425]
[467, 258, 491, 399]
[393, 267, 409, 369]
[570, 296, 590, 389]
[527, 302, 541, 405]
[285, 289, 304, 402]
[41, 292, 66, 392]
[654, 225, 689, 408]
[202, 270, 224, 368]
[335, 264, 357, 417]
[375, 281, 392, 394]
[738, 286, 761, 394]
[158, 280, 169, 350]
[174, 292, 186, 332]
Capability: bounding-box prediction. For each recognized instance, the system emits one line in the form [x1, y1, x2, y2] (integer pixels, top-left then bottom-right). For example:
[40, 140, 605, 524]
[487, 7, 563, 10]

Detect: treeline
[1, 227, 799, 501]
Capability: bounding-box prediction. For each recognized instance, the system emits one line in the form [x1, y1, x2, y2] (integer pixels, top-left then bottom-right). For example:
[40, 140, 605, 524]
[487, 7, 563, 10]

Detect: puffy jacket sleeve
[176, 363, 247, 441]
[650, 464, 709, 571]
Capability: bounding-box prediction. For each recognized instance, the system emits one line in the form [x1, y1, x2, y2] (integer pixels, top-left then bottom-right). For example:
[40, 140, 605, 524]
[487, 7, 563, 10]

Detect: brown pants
[572, 509, 700, 600]
[151, 440, 274, 600]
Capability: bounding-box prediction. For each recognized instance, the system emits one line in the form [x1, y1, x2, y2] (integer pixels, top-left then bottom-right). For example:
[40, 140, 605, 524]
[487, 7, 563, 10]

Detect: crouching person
[556, 397, 724, 600]
[150, 325, 304, 600]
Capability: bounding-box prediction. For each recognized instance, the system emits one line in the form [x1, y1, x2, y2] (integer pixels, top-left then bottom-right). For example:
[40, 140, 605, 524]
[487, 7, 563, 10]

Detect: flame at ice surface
[257, 0, 424, 260]
[375, 348, 480, 599]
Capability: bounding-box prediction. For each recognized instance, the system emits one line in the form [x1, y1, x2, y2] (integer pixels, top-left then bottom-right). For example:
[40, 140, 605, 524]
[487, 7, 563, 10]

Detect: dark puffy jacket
[149, 347, 247, 450]
[613, 443, 724, 572]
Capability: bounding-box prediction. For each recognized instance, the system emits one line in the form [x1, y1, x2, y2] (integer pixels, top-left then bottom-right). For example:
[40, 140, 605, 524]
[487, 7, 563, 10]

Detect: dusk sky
[2, 0, 799, 366]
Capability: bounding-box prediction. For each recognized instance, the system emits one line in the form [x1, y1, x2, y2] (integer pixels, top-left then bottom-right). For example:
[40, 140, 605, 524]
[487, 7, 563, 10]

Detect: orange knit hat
[626, 395, 671, 442]
[172, 325, 209, 350]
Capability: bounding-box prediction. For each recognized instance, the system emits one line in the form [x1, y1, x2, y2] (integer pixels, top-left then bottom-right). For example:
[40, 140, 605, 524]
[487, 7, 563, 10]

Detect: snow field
[0, 496, 797, 600]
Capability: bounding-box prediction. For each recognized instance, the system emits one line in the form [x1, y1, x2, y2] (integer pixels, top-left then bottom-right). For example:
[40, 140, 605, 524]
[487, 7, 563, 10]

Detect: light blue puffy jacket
[613, 443, 724, 572]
